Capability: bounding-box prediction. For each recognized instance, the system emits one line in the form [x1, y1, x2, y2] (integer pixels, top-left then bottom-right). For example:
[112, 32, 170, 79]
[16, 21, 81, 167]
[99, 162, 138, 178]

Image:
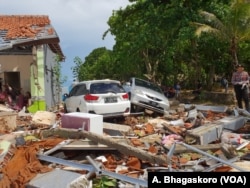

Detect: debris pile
[0, 103, 249, 187]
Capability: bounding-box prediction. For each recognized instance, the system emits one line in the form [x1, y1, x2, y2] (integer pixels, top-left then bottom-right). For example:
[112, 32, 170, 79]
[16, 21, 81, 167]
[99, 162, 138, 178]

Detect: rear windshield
[90, 82, 126, 94]
[134, 78, 163, 93]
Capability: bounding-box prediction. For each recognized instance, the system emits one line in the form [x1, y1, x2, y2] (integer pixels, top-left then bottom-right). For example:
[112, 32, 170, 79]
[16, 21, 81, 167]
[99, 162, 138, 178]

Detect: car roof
[131, 77, 148, 82]
[75, 79, 121, 86]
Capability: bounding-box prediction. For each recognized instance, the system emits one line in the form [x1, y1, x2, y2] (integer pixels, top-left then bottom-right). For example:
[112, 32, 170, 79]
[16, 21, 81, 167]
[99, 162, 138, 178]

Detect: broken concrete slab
[61, 139, 125, 150]
[26, 169, 83, 188]
[186, 122, 224, 145]
[103, 122, 133, 137]
[0, 140, 12, 159]
[32, 111, 56, 126]
[185, 104, 228, 113]
[229, 161, 250, 171]
[217, 116, 246, 131]
[0, 104, 14, 112]
[185, 115, 246, 145]
[0, 134, 16, 145]
[103, 122, 132, 133]
[0, 112, 17, 132]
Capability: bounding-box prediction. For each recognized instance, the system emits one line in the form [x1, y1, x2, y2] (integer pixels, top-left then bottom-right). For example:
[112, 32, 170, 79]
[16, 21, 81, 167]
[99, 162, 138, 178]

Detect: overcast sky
[0, 0, 130, 87]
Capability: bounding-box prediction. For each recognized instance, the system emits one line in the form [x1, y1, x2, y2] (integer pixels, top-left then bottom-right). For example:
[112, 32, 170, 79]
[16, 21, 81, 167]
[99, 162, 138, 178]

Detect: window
[90, 82, 125, 94]
[74, 84, 87, 96]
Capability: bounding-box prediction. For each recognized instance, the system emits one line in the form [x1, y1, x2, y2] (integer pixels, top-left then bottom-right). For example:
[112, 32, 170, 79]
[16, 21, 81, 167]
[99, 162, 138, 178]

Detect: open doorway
[4, 71, 21, 93]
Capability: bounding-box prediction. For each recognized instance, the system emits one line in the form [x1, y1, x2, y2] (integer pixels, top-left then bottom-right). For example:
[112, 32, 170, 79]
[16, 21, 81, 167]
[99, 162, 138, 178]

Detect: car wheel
[131, 104, 143, 113]
[128, 92, 131, 100]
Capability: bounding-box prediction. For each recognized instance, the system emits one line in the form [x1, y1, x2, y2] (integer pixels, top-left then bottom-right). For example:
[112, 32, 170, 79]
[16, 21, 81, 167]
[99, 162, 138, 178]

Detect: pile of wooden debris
[0, 102, 250, 187]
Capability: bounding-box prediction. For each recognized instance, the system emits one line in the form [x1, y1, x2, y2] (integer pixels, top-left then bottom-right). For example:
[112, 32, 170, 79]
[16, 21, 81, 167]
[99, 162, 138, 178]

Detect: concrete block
[185, 104, 228, 113]
[187, 122, 224, 145]
[61, 112, 103, 135]
[186, 116, 246, 145]
[217, 116, 246, 131]
[32, 111, 56, 126]
[26, 169, 82, 188]
[103, 122, 131, 133]
[0, 112, 17, 132]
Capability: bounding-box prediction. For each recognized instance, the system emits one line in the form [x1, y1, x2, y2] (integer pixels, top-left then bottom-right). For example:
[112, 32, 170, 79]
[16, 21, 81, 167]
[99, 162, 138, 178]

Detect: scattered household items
[0, 100, 249, 187]
[61, 112, 103, 135]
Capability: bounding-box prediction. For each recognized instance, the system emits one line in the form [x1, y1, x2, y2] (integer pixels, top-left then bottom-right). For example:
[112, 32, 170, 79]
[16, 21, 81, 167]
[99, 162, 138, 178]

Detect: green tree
[72, 0, 250, 91]
[192, 0, 250, 66]
[72, 47, 115, 81]
[105, 0, 230, 88]
[105, 0, 176, 83]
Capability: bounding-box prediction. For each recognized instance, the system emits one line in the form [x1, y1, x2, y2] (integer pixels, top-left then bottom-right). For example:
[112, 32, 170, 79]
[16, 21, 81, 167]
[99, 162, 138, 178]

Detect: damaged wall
[0, 55, 32, 93]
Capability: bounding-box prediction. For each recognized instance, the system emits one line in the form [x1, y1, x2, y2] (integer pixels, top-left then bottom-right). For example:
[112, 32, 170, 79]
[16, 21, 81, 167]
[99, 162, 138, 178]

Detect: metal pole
[167, 142, 176, 172]
[43, 140, 72, 155]
[177, 142, 247, 172]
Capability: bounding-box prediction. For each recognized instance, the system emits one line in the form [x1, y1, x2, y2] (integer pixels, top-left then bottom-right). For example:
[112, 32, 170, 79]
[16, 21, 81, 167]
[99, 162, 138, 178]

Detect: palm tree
[192, 0, 250, 67]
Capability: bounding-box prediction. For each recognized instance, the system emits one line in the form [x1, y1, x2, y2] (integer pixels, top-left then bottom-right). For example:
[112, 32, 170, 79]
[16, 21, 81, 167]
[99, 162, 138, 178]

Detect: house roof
[0, 15, 65, 61]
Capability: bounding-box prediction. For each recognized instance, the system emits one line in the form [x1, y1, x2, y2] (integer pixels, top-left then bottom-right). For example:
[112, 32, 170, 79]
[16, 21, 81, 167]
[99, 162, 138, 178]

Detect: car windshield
[90, 82, 125, 94]
[134, 78, 163, 93]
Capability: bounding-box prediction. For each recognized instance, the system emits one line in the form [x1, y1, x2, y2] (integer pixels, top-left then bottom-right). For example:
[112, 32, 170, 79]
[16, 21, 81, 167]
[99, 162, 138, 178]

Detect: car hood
[134, 86, 169, 101]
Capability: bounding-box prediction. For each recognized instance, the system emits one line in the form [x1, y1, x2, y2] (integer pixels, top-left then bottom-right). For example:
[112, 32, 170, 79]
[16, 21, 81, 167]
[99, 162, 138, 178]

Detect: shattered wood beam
[164, 143, 222, 153]
[41, 128, 86, 139]
[80, 130, 168, 166]
[41, 128, 168, 165]
[162, 122, 183, 135]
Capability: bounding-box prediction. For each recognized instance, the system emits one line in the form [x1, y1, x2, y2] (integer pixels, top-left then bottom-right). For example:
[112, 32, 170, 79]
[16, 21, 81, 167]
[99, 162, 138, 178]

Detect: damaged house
[0, 15, 65, 112]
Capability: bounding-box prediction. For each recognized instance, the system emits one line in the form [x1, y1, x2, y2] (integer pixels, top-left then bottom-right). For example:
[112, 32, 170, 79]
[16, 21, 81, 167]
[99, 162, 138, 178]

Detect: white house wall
[0, 55, 32, 93]
[28, 44, 59, 111]
[44, 45, 60, 111]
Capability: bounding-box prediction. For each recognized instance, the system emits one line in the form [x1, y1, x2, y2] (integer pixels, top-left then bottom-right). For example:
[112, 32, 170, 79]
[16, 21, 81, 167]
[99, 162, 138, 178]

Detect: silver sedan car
[123, 77, 170, 115]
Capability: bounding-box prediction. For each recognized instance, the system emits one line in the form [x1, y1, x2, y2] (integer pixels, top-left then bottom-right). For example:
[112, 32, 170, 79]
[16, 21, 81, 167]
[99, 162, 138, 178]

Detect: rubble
[0, 100, 249, 187]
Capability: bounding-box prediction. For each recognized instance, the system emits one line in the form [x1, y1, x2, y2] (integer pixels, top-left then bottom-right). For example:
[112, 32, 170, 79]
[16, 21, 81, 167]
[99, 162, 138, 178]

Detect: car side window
[74, 84, 87, 96]
[68, 86, 78, 97]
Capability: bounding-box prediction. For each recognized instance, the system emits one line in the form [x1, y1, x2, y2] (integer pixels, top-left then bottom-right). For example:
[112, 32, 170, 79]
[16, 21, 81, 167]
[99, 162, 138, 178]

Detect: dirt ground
[172, 88, 236, 106]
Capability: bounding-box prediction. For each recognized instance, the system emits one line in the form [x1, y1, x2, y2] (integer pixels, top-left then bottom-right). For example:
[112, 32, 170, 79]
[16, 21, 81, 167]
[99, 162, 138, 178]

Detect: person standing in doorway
[231, 64, 250, 111]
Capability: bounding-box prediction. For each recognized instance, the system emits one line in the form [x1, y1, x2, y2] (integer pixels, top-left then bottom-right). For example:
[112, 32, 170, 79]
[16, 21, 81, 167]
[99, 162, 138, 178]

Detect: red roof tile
[0, 15, 65, 61]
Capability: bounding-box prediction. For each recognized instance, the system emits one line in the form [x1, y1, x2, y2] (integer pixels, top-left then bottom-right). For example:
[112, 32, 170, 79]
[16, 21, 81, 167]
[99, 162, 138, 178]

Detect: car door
[65, 84, 87, 112]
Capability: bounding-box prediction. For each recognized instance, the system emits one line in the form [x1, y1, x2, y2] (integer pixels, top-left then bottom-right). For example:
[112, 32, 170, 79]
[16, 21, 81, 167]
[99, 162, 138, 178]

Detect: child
[174, 82, 181, 99]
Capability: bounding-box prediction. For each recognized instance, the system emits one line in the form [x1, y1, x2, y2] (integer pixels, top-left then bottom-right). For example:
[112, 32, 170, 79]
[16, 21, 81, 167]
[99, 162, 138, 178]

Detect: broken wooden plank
[162, 122, 185, 136]
[164, 143, 222, 153]
[61, 139, 126, 150]
[41, 128, 168, 165]
[41, 128, 85, 139]
[80, 129, 168, 165]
